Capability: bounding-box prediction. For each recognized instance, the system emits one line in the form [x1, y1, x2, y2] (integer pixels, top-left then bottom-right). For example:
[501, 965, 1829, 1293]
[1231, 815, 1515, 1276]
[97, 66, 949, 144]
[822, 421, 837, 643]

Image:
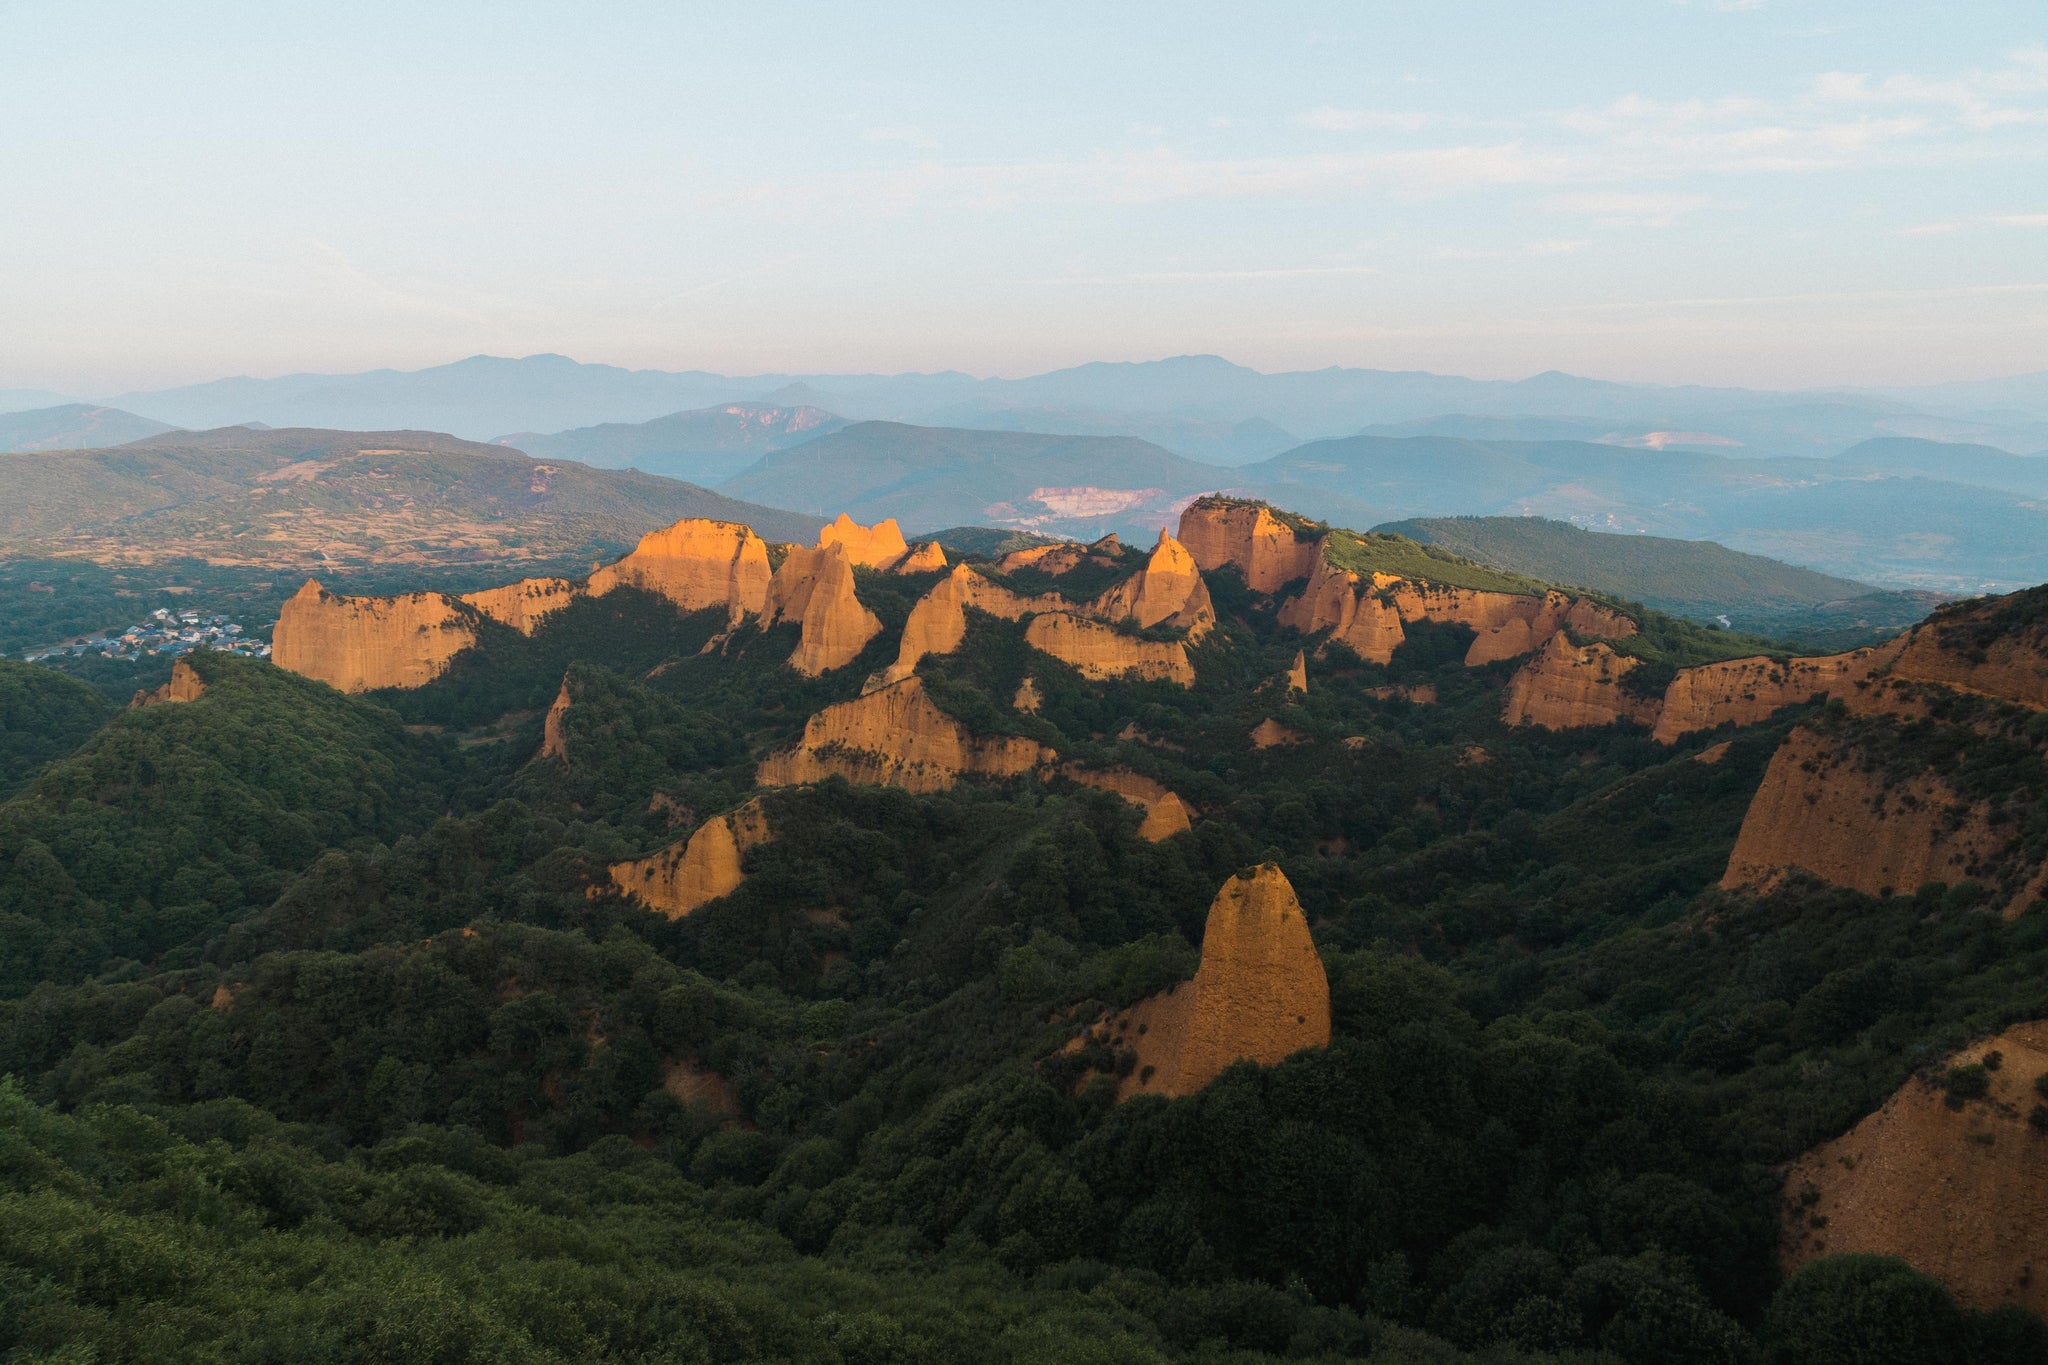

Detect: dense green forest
[0, 541, 2042, 1363]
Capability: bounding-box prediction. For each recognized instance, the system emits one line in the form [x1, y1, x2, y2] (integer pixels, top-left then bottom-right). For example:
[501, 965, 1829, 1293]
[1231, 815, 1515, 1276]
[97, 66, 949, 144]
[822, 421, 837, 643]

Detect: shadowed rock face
[1651, 641, 1906, 743]
[272, 580, 480, 693]
[1077, 864, 1331, 1101]
[609, 799, 772, 917]
[538, 677, 572, 762]
[1501, 634, 1660, 730]
[131, 658, 208, 707]
[1177, 499, 1320, 593]
[1783, 1022, 2048, 1316]
[1088, 531, 1215, 638]
[870, 564, 1067, 690]
[768, 544, 883, 676]
[1721, 726, 2042, 914]
[756, 677, 1054, 794]
[1063, 765, 1193, 842]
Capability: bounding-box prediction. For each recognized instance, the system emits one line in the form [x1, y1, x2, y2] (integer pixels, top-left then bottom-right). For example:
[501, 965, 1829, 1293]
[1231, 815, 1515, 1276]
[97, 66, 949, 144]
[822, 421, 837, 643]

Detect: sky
[2, 0, 2044, 394]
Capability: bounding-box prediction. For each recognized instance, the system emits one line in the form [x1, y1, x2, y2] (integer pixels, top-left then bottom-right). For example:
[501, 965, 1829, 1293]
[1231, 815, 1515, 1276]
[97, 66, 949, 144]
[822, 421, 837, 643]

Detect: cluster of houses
[22, 607, 270, 663]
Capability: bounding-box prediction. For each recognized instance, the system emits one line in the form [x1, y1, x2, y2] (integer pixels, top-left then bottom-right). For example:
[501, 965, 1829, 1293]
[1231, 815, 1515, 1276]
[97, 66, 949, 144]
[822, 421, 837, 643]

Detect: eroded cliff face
[1501, 634, 1661, 730]
[870, 564, 1067, 690]
[768, 544, 883, 676]
[588, 518, 773, 621]
[609, 798, 772, 917]
[895, 541, 948, 574]
[1275, 559, 1409, 663]
[816, 512, 911, 569]
[1024, 612, 1195, 686]
[272, 579, 480, 693]
[756, 677, 1054, 794]
[461, 576, 581, 635]
[1721, 726, 2027, 909]
[1176, 499, 1320, 593]
[1651, 641, 1906, 743]
[539, 677, 572, 762]
[1782, 1022, 2048, 1316]
[996, 534, 1122, 577]
[1890, 613, 2048, 708]
[131, 658, 208, 707]
[1064, 765, 1194, 842]
[1078, 864, 1331, 1101]
[1087, 531, 1215, 639]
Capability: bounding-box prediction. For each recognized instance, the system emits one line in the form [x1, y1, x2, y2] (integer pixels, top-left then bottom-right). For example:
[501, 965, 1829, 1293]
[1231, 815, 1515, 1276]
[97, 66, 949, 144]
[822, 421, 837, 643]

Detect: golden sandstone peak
[895, 540, 948, 574]
[538, 676, 572, 762]
[1062, 765, 1194, 843]
[609, 798, 773, 918]
[131, 658, 208, 708]
[1087, 530, 1214, 639]
[1023, 613, 1196, 686]
[1177, 498, 1320, 594]
[1077, 863, 1330, 1101]
[817, 512, 911, 569]
[757, 676, 1054, 794]
[770, 543, 884, 676]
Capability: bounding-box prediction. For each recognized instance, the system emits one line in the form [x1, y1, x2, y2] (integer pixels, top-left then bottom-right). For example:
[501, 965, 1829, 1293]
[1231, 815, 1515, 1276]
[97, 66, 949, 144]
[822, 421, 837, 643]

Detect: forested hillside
[0, 500, 2043, 1363]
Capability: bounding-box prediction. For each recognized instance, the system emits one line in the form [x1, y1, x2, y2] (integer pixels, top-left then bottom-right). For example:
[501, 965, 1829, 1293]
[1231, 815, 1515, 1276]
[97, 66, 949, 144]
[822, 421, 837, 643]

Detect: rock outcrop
[1023, 613, 1195, 686]
[461, 576, 581, 635]
[870, 564, 1068, 690]
[1285, 651, 1307, 695]
[588, 518, 772, 621]
[539, 677, 571, 762]
[768, 544, 883, 675]
[816, 512, 911, 569]
[131, 658, 207, 707]
[756, 677, 1054, 794]
[1250, 718, 1307, 749]
[1651, 641, 1906, 743]
[1501, 634, 1661, 730]
[1782, 1022, 2048, 1316]
[1276, 559, 1410, 663]
[895, 541, 948, 574]
[1077, 864, 1331, 1101]
[610, 799, 772, 917]
[1013, 677, 1042, 714]
[1721, 726, 2031, 910]
[272, 580, 480, 693]
[996, 534, 1121, 577]
[1064, 765, 1194, 842]
[1890, 604, 2048, 708]
[1177, 498, 1321, 593]
[1087, 531, 1215, 639]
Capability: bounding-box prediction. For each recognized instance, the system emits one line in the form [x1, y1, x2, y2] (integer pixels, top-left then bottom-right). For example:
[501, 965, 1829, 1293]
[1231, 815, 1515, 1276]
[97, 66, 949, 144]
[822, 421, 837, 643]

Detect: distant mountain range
[52, 352, 2045, 460]
[0, 425, 822, 571]
[0, 404, 174, 452]
[499, 403, 848, 485]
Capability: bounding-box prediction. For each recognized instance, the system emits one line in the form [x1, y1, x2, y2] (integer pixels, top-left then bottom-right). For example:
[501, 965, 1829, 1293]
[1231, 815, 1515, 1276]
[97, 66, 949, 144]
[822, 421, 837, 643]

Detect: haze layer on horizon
[4, 1, 2044, 395]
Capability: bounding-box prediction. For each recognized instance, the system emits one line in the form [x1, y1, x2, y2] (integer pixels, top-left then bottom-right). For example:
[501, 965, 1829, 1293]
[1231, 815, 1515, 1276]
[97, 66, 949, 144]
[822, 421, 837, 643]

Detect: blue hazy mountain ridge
[1238, 434, 2048, 592]
[497, 403, 851, 486]
[912, 402, 1300, 466]
[101, 351, 2048, 455]
[1832, 436, 2048, 497]
[1874, 369, 2048, 421]
[0, 389, 83, 416]
[0, 404, 176, 453]
[715, 420, 1227, 537]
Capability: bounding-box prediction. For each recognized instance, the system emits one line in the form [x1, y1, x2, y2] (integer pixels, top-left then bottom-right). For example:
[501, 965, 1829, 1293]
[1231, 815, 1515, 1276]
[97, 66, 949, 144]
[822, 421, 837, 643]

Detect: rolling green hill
[1381, 515, 1941, 646]
[0, 402, 175, 452]
[0, 426, 824, 570]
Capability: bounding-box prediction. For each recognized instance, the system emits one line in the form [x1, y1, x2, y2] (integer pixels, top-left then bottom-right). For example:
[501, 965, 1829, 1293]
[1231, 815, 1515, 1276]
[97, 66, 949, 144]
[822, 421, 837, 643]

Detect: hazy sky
[3, 1, 2044, 394]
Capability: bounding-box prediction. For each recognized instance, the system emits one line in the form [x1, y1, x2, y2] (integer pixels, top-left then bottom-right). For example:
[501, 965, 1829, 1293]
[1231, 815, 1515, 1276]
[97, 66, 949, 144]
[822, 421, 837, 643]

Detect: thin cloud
[1298, 107, 1433, 133]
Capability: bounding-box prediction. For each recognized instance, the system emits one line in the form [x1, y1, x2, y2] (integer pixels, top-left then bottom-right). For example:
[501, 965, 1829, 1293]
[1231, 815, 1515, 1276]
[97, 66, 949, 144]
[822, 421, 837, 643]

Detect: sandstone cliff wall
[816, 512, 910, 569]
[757, 677, 1054, 794]
[1063, 765, 1194, 842]
[1176, 499, 1321, 593]
[1782, 1021, 2048, 1316]
[272, 579, 480, 693]
[1023, 612, 1195, 686]
[587, 518, 772, 620]
[1501, 634, 1660, 730]
[1721, 726, 2022, 906]
[462, 576, 581, 635]
[1079, 864, 1331, 1101]
[610, 798, 772, 917]
[1652, 640, 1906, 743]
[768, 544, 883, 675]
[1891, 624, 2048, 709]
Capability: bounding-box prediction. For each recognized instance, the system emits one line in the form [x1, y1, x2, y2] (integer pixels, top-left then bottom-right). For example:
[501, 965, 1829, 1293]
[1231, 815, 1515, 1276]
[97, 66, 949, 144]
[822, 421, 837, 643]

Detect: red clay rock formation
[1080, 864, 1331, 1101]
[895, 541, 948, 574]
[131, 658, 207, 707]
[1063, 765, 1194, 842]
[1177, 498, 1321, 593]
[1088, 531, 1215, 639]
[1782, 1022, 2048, 1316]
[1501, 633, 1660, 730]
[816, 512, 911, 569]
[1024, 612, 1195, 686]
[610, 798, 772, 917]
[272, 580, 480, 693]
[1651, 640, 1906, 743]
[1721, 726, 2031, 911]
[461, 576, 581, 634]
[587, 518, 772, 621]
[538, 677, 572, 762]
[768, 544, 883, 675]
[756, 677, 1054, 794]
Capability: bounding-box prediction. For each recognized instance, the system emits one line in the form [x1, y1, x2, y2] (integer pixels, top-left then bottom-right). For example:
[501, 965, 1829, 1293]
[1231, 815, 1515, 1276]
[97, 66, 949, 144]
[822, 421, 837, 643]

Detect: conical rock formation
[895, 541, 948, 574]
[769, 544, 883, 675]
[1063, 765, 1194, 842]
[538, 677, 572, 762]
[610, 799, 772, 917]
[131, 658, 208, 708]
[1088, 530, 1215, 638]
[1076, 864, 1330, 1101]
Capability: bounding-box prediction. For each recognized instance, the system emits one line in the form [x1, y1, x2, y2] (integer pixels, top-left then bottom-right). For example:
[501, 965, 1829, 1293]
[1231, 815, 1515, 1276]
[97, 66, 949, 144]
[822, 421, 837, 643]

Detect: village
[20, 606, 270, 664]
